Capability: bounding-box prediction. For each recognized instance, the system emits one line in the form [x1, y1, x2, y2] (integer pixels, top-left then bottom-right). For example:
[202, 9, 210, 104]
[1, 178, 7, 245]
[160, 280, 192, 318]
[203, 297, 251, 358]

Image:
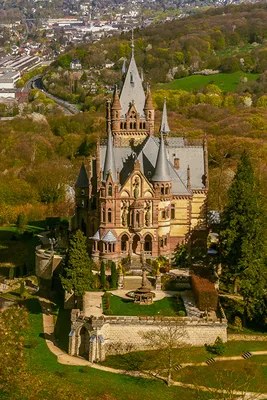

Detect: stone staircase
[123, 276, 153, 291]
[124, 255, 154, 276]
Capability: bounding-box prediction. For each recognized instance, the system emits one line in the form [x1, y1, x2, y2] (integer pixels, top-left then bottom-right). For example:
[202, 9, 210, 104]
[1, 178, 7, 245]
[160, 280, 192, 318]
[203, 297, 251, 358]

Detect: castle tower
[152, 133, 172, 255]
[160, 97, 170, 136]
[111, 86, 121, 132]
[75, 163, 89, 235]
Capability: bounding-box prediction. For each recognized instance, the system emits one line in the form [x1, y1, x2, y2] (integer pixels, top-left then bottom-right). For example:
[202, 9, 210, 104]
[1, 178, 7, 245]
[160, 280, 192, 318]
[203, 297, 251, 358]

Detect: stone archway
[121, 234, 129, 252]
[132, 234, 141, 255]
[79, 326, 90, 358]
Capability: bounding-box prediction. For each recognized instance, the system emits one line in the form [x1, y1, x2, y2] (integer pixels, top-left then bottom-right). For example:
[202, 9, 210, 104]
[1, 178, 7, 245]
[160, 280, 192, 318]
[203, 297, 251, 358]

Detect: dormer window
[81, 189, 85, 196]
[130, 72, 134, 84]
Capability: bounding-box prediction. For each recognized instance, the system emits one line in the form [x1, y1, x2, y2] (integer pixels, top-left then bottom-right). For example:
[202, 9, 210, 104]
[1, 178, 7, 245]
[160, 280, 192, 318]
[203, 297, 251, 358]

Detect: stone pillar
[118, 273, 124, 289]
[155, 273, 162, 291]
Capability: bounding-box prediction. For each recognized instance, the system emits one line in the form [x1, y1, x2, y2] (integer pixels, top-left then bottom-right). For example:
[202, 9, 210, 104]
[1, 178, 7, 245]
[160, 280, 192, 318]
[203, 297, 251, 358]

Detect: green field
[160, 72, 259, 93]
[105, 294, 186, 316]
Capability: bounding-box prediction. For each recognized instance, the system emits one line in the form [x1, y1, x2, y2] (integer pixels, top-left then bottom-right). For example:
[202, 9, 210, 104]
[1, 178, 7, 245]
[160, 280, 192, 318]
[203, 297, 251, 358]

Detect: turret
[111, 86, 121, 131]
[103, 124, 117, 183]
[160, 97, 170, 136]
[151, 132, 172, 197]
[144, 85, 154, 135]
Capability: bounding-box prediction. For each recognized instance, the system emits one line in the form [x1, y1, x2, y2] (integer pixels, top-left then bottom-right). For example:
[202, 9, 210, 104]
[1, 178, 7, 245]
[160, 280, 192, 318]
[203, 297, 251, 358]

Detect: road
[28, 75, 80, 116]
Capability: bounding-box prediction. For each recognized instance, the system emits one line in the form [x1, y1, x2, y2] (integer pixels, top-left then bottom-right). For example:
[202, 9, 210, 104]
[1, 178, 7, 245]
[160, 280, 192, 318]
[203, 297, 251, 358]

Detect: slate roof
[151, 133, 171, 182]
[75, 163, 89, 188]
[100, 136, 206, 195]
[102, 230, 117, 242]
[160, 98, 170, 135]
[119, 52, 146, 118]
[102, 127, 117, 182]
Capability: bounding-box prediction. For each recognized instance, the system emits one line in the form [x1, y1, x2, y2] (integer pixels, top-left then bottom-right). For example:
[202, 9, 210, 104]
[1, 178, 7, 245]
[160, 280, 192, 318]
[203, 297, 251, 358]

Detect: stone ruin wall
[69, 312, 227, 358]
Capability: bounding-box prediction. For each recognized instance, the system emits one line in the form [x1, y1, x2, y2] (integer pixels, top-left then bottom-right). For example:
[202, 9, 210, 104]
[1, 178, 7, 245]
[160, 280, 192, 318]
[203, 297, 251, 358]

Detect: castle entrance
[132, 234, 141, 255]
[79, 326, 90, 359]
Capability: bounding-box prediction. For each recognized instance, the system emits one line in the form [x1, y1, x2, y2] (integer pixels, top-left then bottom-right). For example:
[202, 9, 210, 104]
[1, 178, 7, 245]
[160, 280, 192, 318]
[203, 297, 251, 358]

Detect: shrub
[102, 291, 111, 311]
[233, 315, 243, 332]
[9, 267, 15, 280]
[105, 309, 113, 315]
[178, 310, 186, 317]
[205, 336, 226, 356]
[191, 274, 218, 311]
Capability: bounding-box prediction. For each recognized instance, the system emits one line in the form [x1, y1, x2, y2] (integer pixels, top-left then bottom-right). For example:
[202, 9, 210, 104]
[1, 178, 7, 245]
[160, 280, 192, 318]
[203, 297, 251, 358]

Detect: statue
[118, 262, 123, 275]
[145, 203, 151, 226]
[121, 202, 128, 226]
[133, 177, 139, 199]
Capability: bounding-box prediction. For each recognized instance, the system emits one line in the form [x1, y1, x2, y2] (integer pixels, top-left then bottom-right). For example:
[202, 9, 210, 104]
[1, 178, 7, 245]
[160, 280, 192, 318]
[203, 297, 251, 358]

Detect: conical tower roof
[144, 85, 153, 110]
[119, 34, 146, 117]
[75, 163, 89, 187]
[112, 86, 121, 110]
[103, 125, 117, 182]
[151, 132, 171, 182]
[160, 98, 170, 135]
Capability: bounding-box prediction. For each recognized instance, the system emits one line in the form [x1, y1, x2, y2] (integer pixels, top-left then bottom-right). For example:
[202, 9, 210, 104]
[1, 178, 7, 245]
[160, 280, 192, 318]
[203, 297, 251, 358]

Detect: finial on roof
[103, 122, 117, 182]
[160, 97, 170, 136]
[152, 132, 171, 182]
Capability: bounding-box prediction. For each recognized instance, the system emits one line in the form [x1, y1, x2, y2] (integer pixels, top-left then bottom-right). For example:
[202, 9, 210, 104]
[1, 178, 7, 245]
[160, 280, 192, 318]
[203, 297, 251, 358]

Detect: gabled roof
[119, 51, 146, 118]
[90, 229, 100, 241]
[75, 163, 89, 188]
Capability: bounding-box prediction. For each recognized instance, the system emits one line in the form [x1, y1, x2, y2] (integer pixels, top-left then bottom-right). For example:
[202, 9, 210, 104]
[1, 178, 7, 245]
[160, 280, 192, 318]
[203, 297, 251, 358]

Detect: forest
[1, 2, 267, 224]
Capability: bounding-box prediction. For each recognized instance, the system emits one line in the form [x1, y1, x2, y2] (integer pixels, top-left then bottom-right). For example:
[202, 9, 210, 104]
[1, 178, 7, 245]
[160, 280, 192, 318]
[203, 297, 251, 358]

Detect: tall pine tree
[111, 261, 118, 289]
[61, 230, 92, 305]
[220, 152, 267, 323]
[100, 261, 106, 289]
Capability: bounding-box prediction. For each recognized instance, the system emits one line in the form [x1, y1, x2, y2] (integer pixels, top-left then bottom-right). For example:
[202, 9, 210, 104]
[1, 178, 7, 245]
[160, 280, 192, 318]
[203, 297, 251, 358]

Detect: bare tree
[139, 320, 188, 386]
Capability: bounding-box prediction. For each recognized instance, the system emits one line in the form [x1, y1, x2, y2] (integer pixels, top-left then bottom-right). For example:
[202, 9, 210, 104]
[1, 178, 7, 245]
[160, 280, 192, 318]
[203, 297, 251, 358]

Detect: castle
[73, 41, 209, 263]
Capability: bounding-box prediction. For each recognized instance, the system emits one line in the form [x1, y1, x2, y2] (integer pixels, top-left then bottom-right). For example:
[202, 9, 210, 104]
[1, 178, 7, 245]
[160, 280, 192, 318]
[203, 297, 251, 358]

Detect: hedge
[191, 274, 218, 311]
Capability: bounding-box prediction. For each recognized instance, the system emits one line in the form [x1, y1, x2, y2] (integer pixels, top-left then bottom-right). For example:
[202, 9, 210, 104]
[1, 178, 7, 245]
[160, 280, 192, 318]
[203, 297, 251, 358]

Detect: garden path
[39, 297, 267, 399]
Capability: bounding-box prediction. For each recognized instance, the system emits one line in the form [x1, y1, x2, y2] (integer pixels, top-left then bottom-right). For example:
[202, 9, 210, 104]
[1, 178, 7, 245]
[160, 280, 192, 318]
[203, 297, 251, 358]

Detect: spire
[119, 31, 146, 117]
[144, 84, 153, 110]
[160, 97, 170, 135]
[112, 86, 121, 110]
[152, 132, 171, 182]
[131, 27, 134, 57]
[75, 162, 89, 188]
[103, 124, 117, 182]
[122, 58, 126, 75]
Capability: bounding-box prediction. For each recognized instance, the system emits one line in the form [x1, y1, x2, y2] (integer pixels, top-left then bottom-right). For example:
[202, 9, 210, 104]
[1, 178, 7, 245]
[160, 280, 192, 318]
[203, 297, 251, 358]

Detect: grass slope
[18, 297, 202, 400]
[161, 72, 259, 93]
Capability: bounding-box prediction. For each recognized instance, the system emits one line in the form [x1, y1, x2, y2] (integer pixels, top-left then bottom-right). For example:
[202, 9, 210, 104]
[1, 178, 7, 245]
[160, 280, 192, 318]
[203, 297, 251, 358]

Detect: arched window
[148, 111, 152, 119]
[124, 122, 127, 129]
[121, 234, 128, 252]
[120, 122, 123, 129]
[143, 122, 146, 129]
[108, 183, 112, 196]
[161, 186, 164, 195]
[136, 212, 140, 226]
[102, 208, 105, 223]
[134, 122, 136, 129]
[108, 243, 112, 252]
[144, 234, 152, 252]
[81, 189, 85, 195]
[165, 186, 169, 195]
[108, 208, 112, 223]
[115, 111, 118, 118]
[130, 122, 133, 129]
[139, 122, 142, 129]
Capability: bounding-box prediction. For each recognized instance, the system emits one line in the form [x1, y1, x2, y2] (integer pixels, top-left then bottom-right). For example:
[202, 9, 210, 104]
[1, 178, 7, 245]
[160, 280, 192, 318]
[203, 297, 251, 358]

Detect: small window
[102, 208, 105, 223]
[160, 238, 164, 248]
[164, 237, 167, 246]
[165, 186, 169, 195]
[162, 210, 166, 219]
[81, 200, 85, 208]
[120, 122, 123, 129]
[108, 183, 112, 197]
[171, 204, 175, 219]
[108, 208, 112, 223]
[130, 72, 134, 83]
[81, 189, 85, 196]
[161, 186, 164, 195]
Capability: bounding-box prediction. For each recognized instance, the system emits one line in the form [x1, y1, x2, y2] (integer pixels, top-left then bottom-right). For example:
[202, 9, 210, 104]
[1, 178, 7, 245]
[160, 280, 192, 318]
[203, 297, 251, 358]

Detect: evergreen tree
[16, 213, 27, 231]
[61, 230, 92, 305]
[220, 152, 267, 323]
[100, 261, 106, 289]
[111, 261, 118, 289]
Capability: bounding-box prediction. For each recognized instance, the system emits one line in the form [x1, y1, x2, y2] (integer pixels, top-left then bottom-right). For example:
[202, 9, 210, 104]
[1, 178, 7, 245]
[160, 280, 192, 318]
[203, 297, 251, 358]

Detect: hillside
[1, 2, 267, 224]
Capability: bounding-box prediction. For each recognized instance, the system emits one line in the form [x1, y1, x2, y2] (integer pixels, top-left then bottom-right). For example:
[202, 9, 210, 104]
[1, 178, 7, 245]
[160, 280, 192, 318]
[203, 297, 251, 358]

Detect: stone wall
[69, 312, 227, 359]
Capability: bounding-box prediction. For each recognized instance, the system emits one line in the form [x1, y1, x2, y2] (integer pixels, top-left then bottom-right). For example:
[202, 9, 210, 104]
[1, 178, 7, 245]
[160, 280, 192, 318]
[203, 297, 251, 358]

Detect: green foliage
[8, 267, 14, 280]
[16, 213, 28, 231]
[220, 152, 267, 323]
[20, 281, 25, 298]
[61, 230, 92, 299]
[111, 261, 118, 289]
[100, 261, 106, 289]
[173, 243, 189, 268]
[205, 336, 226, 356]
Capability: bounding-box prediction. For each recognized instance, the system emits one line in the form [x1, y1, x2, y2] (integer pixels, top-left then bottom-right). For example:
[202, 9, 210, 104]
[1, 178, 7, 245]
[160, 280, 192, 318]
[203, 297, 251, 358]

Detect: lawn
[0, 221, 45, 276]
[160, 72, 259, 93]
[3, 297, 203, 400]
[101, 340, 267, 370]
[105, 294, 186, 316]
